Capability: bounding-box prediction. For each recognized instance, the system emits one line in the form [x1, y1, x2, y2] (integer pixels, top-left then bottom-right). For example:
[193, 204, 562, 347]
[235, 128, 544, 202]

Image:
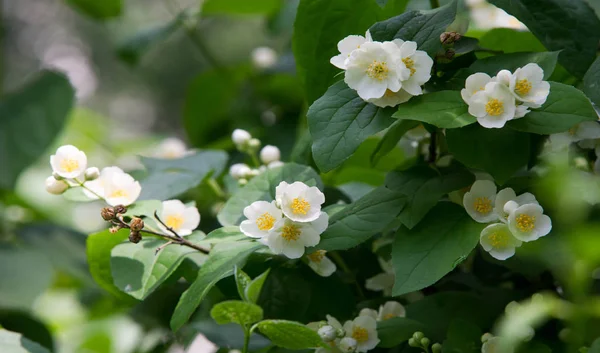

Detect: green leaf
[245, 269, 270, 304]
[392, 91, 474, 129]
[0, 250, 53, 311]
[508, 82, 598, 134]
[377, 317, 427, 348]
[0, 311, 54, 352]
[478, 29, 546, 54]
[139, 150, 228, 201]
[255, 320, 323, 350]
[122, 200, 162, 219]
[371, 120, 419, 166]
[211, 300, 263, 327]
[446, 124, 531, 184]
[583, 56, 600, 106]
[202, 0, 280, 15]
[217, 163, 322, 226]
[488, 0, 600, 78]
[442, 319, 481, 353]
[469, 52, 559, 79]
[369, 0, 459, 56]
[0, 70, 74, 189]
[588, 338, 600, 353]
[293, 0, 381, 103]
[65, 0, 121, 19]
[110, 233, 207, 300]
[0, 329, 50, 353]
[117, 16, 182, 66]
[385, 166, 475, 229]
[308, 81, 395, 172]
[234, 267, 252, 301]
[170, 241, 263, 331]
[203, 226, 248, 244]
[317, 186, 406, 251]
[392, 203, 480, 296]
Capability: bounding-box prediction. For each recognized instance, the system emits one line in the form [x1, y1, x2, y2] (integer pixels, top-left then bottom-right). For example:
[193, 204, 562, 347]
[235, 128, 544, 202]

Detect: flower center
[256, 212, 275, 231]
[383, 313, 396, 320]
[165, 214, 184, 230]
[474, 197, 492, 214]
[384, 89, 395, 97]
[60, 158, 80, 173]
[281, 224, 301, 241]
[402, 57, 416, 76]
[307, 250, 326, 263]
[488, 232, 508, 248]
[515, 79, 532, 95]
[109, 189, 128, 199]
[568, 126, 578, 136]
[291, 197, 310, 215]
[516, 214, 536, 232]
[351, 327, 369, 343]
[485, 99, 504, 116]
[367, 60, 389, 80]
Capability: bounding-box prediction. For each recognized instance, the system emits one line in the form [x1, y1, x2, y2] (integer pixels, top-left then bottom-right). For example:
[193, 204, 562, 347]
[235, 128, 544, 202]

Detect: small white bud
[260, 145, 281, 164]
[238, 178, 248, 185]
[248, 138, 261, 149]
[45, 176, 69, 195]
[251, 46, 277, 69]
[232, 129, 251, 146]
[318, 325, 337, 343]
[339, 337, 357, 353]
[229, 163, 251, 179]
[267, 161, 284, 169]
[249, 168, 261, 177]
[84, 167, 100, 181]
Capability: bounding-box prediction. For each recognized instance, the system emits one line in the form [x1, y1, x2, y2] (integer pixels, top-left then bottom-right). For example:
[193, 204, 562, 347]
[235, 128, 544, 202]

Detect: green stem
[207, 178, 226, 199]
[242, 327, 251, 353]
[429, 0, 440, 9]
[75, 178, 105, 200]
[249, 152, 261, 168]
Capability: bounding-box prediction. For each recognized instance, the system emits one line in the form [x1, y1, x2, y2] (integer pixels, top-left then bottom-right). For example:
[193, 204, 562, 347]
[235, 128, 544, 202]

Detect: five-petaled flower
[240, 201, 283, 238]
[156, 200, 201, 236]
[342, 316, 380, 353]
[463, 180, 498, 223]
[50, 145, 87, 179]
[276, 181, 326, 222]
[479, 223, 523, 260]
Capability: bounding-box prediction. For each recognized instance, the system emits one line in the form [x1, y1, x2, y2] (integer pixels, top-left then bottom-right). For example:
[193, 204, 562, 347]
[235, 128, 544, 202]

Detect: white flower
[240, 201, 282, 238]
[229, 163, 251, 180]
[549, 121, 600, 147]
[344, 41, 409, 100]
[468, 82, 516, 128]
[45, 176, 69, 195]
[156, 200, 200, 236]
[275, 181, 325, 222]
[260, 145, 281, 164]
[232, 129, 251, 146]
[83, 166, 124, 200]
[251, 46, 277, 69]
[264, 212, 328, 259]
[461, 72, 493, 104]
[84, 167, 100, 181]
[494, 188, 538, 223]
[153, 137, 189, 159]
[482, 337, 514, 353]
[268, 160, 284, 169]
[339, 337, 358, 353]
[377, 301, 406, 321]
[365, 258, 394, 296]
[514, 104, 530, 119]
[463, 180, 497, 223]
[367, 88, 413, 108]
[103, 170, 142, 206]
[392, 39, 433, 96]
[359, 308, 378, 320]
[342, 316, 379, 353]
[330, 30, 372, 70]
[306, 250, 336, 277]
[326, 314, 344, 332]
[508, 64, 550, 107]
[480, 223, 522, 260]
[50, 145, 87, 179]
[318, 325, 338, 343]
[505, 201, 552, 242]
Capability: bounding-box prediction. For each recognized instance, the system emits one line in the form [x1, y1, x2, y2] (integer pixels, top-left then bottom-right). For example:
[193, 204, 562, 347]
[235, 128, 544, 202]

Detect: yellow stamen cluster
[281, 224, 301, 241]
[256, 212, 275, 231]
[489, 232, 508, 248]
[382, 313, 396, 320]
[109, 189, 128, 199]
[515, 79, 532, 95]
[165, 214, 184, 230]
[60, 159, 80, 173]
[474, 197, 492, 214]
[291, 197, 310, 215]
[516, 214, 536, 232]
[485, 98, 504, 116]
[351, 327, 369, 343]
[307, 250, 326, 263]
[367, 60, 389, 80]
[402, 57, 416, 76]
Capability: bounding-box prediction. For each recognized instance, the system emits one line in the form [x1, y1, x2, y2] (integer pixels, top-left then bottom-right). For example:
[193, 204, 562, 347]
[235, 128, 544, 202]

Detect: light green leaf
[469, 51, 559, 79]
[217, 163, 322, 226]
[583, 57, 600, 106]
[371, 120, 419, 166]
[392, 91, 474, 129]
[478, 29, 546, 54]
[392, 203, 480, 296]
[0, 250, 53, 311]
[170, 241, 263, 331]
[377, 317, 427, 348]
[210, 300, 263, 326]
[385, 166, 475, 229]
[307, 81, 395, 172]
[139, 150, 228, 201]
[65, 0, 121, 19]
[202, 0, 281, 15]
[122, 200, 162, 219]
[234, 267, 252, 301]
[245, 268, 271, 304]
[255, 320, 323, 350]
[0, 329, 50, 353]
[442, 319, 482, 353]
[117, 16, 182, 66]
[588, 338, 600, 353]
[293, 0, 381, 103]
[317, 186, 406, 251]
[0, 71, 74, 189]
[185, 320, 271, 350]
[203, 226, 247, 244]
[110, 233, 207, 300]
[380, 0, 410, 16]
[446, 124, 531, 184]
[508, 82, 598, 134]
[488, 0, 600, 78]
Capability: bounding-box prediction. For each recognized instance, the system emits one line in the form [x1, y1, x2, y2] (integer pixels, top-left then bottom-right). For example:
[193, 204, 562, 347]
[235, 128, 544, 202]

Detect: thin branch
[154, 211, 182, 239]
[155, 241, 175, 254]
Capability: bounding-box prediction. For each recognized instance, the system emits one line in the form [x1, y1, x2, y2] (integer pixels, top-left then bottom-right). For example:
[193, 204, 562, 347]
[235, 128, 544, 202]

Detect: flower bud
[249, 168, 261, 177]
[440, 31, 461, 45]
[339, 337, 357, 353]
[421, 337, 430, 347]
[268, 160, 284, 169]
[130, 217, 144, 232]
[260, 145, 281, 164]
[84, 167, 100, 181]
[45, 176, 69, 195]
[413, 332, 425, 340]
[444, 48, 456, 60]
[101, 207, 116, 221]
[251, 46, 277, 69]
[408, 338, 418, 347]
[318, 325, 337, 343]
[248, 138, 261, 150]
[432, 343, 442, 353]
[238, 178, 248, 185]
[229, 163, 251, 180]
[232, 129, 251, 146]
[129, 230, 142, 243]
[481, 333, 493, 343]
[113, 205, 128, 215]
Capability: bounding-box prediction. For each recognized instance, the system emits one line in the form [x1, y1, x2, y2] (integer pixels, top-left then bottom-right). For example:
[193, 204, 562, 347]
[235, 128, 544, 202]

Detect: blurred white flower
[306, 250, 337, 277]
[50, 145, 87, 179]
[45, 176, 69, 195]
[229, 163, 252, 180]
[359, 308, 378, 320]
[103, 170, 142, 206]
[156, 200, 200, 236]
[260, 145, 281, 164]
[481, 337, 515, 353]
[153, 137, 190, 159]
[330, 30, 373, 70]
[83, 166, 125, 200]
[549, 121, 600, 147]
[268, 161, 284, 169]
[275, 181, 326, 222]
[365, 258, 394, 296]
[342, 316, 379, 353]
[468, 82, 516, 128]
[264, 212, 329, 259]
[505, 201, 552, 242]
[463, 180, 498, 223]
[469, 1, 526, 30]
[318, 325, 338, 342]
[240, 201, 282, 239]
[339, 337, 358, 353]
[377, 301, 406, 321]
[232, 129, 252, 146]
[251, 46, 277, 69]
[480, 223, 522, 260]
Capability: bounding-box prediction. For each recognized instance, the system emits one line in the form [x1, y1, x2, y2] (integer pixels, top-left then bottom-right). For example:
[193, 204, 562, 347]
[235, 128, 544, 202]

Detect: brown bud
[440, 32, 461, 45]
[109, 226, 120, 234]
[444, 48, 456, 60]
[101, 207, 116, 221]
[130, 217, 144, 232]
[113, 205, 128, 215]
[129, 231, 142, 243]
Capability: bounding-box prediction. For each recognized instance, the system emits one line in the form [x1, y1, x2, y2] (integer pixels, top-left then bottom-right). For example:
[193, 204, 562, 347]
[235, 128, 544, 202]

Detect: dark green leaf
[0, 329, 50, 353]
[488, 0, 600, 78]
[245, 269, 270, 304]
[293, 0, 381, 103]
[0, 311, 53, 352]
[377, 317, 427, 348]
[65, 0, 121, 19]
[583, 56, 600, 106]
[117, 17, 182, 66]
[235, 267, 252, 302]
[442, 319, 482, 353]
[380, 0, 410, 16]
[256, 320, 323, 350]
[170, 241, 263, 331]
[392, 91, 474, 129]
[371, 120, 419, 166]
[392, 203, 481, 296]
[210, 300, 263, 326]
[0, 71, 74, 189]
[217, 163, 322, 226]
[508, 82, 598, 134]
[0, 250, 53, 311]
[139, 150, 228, 200]
[202, 0, 281, 15]
[446, 124, 530, 184]
[469, 52, 559, 79]
[588, 338, 600, 353]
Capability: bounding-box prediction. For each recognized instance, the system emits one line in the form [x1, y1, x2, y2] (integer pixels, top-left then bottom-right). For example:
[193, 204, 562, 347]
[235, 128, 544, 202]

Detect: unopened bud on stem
[129, 231, 142, 243]
[130, 217, 144, 232]
[440, 31, 462, 45]
[317, 325, 337, 342]
[113, 205, 128, 215]
[84, 167, 100, 181]
[101, 207, 116, 221]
